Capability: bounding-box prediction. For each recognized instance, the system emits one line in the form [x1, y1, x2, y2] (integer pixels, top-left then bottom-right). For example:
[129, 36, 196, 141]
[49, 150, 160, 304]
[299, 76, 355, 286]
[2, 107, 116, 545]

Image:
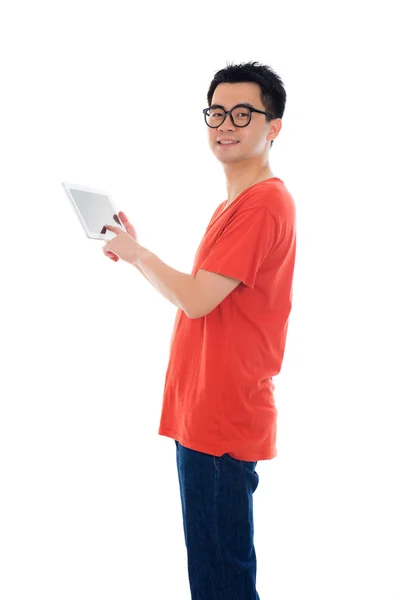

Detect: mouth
[217, 140, 240, 146]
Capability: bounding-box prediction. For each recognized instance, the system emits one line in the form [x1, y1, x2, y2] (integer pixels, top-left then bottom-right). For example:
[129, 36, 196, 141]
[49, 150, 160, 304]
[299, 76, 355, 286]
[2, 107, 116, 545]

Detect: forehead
[211, 82, 262, 108]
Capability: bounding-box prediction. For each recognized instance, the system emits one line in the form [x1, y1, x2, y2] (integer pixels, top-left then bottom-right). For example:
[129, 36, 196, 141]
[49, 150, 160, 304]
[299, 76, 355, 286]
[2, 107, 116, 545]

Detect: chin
[217, 155, 242, 164]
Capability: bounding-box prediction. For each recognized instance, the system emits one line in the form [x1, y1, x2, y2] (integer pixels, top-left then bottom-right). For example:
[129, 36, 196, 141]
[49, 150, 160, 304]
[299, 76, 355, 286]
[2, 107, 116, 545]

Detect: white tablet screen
[69, 188, 122, 235]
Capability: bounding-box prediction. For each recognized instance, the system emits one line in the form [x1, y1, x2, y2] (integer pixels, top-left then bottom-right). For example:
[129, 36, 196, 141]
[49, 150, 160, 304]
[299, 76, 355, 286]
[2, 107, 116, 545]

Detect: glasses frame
[203, 103, 277, 128]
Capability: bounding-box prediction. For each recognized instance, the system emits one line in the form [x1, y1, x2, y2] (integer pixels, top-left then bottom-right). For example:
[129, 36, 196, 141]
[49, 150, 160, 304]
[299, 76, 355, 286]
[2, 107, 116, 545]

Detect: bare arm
[106, 214, 240, 319]
[111, 211, 195, 317]
[135, 246, 195, 318]
[133, 262, 151, 284]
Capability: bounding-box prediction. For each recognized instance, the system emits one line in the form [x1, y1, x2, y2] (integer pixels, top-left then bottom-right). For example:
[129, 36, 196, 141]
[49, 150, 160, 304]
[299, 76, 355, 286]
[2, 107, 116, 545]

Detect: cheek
[208, 131, 216, 147]
[249, 133, 266, 152]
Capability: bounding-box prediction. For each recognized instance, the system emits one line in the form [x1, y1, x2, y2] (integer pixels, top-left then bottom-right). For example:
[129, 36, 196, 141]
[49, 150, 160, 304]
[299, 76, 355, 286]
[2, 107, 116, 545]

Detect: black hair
[207, 61, 286, 149]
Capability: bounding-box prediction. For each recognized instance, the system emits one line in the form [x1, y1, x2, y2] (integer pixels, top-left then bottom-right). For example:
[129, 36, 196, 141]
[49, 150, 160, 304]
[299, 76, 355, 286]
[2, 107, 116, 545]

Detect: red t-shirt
[158, 177, 296, 461]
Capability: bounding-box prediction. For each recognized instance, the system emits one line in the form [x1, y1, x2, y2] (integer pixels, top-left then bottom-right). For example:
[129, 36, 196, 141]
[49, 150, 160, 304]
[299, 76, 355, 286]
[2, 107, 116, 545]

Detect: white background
[1, 1, 399, 599]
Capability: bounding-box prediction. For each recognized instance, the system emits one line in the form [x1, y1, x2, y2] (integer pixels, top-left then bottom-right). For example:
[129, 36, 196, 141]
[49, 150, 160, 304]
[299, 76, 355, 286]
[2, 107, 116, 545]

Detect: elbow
[188, 306, 211, 319]
[187, 308, 201, 319]
[187, 305, 203, 319]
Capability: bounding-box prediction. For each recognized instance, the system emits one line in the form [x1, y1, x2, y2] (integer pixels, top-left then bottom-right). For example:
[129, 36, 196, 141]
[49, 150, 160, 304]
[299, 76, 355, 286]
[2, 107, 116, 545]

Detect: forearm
[134, 246, 195, 318]
[133, 262, 151, 284]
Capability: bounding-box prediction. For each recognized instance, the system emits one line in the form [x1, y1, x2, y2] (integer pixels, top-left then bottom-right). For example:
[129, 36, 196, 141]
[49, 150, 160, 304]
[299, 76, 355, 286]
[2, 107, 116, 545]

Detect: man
[103, 61, 296, 600]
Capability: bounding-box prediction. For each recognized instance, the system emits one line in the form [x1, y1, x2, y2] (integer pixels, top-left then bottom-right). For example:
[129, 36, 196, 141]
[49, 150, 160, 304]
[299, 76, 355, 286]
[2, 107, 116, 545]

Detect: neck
[222, 158, 275, 205]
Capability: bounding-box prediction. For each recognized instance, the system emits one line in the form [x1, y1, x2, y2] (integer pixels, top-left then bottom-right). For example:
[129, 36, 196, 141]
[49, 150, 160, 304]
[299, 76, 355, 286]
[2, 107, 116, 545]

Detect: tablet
[62, 182, 126, 241]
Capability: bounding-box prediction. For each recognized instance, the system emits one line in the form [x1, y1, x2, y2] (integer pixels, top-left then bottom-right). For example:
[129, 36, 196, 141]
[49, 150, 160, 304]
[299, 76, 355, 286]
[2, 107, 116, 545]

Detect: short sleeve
[198, 206, 279, 289]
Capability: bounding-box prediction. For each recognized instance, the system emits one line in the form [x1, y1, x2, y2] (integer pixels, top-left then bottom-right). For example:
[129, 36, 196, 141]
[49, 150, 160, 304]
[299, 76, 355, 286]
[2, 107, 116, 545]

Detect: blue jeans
[175, 440, 260, 600]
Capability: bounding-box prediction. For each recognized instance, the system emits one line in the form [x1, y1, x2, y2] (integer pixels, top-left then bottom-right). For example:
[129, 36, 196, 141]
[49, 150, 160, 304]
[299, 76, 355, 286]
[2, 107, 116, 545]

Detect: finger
[118, 211, 137, 239]
[104, 225, 119, 234]
[119, 212, 132, 228]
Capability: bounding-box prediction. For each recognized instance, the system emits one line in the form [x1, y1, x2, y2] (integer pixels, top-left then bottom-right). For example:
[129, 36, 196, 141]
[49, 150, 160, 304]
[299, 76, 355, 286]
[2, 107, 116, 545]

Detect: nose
[217, 111, 237, 132]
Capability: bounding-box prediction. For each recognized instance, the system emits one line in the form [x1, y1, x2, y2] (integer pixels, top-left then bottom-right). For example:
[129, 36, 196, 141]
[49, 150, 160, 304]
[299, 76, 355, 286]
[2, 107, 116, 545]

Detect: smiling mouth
[217, 141, 240, 145]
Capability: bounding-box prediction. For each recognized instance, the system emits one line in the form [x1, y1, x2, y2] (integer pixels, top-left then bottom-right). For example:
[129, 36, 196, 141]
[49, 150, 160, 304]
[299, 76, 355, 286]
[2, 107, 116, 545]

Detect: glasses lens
[231, 106, 251, 127]
[206, 107, 225, 127]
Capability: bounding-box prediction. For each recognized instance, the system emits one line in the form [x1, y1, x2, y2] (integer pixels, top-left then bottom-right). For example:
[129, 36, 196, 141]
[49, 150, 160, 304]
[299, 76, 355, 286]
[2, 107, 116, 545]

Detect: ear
[268, 118, 283, 143]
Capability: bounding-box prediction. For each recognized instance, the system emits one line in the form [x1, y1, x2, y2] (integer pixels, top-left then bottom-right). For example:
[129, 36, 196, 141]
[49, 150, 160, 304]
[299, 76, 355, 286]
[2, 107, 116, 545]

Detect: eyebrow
[209, 102, 255, 110]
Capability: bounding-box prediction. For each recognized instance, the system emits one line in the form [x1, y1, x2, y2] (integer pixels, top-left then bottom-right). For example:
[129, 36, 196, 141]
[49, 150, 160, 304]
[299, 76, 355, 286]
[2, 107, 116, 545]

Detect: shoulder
[242, 179, 295, 220]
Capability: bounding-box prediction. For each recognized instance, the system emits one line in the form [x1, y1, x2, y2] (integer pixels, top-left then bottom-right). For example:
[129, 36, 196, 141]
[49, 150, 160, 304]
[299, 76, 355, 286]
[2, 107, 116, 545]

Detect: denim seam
[214, 461, 227, 600]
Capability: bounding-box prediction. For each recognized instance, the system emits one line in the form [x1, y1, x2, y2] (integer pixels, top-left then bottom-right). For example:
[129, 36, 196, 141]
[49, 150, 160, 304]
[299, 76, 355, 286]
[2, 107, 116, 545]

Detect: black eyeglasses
[203, 103, 276, 128]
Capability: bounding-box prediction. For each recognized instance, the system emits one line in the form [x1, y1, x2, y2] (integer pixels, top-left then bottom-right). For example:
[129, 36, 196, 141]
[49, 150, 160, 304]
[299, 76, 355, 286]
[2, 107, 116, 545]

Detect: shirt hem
[158, 427, 277, 462]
